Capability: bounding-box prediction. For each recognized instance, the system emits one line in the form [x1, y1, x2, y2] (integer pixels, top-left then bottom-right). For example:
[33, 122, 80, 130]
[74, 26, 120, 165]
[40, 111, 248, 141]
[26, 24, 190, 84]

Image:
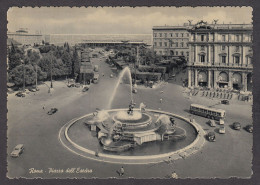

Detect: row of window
[157, 50, 189, 56]
[154, 32, 189, 38]
[199, 45, 241, 52]
[154, 42, 189, 47]
[191, 106, 222, 117]
[198, 55, 252, 65]
[196, 34, 253, 42]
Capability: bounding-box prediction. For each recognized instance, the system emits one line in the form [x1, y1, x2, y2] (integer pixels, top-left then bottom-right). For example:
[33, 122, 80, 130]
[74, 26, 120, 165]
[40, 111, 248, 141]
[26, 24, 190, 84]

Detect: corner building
[187, 21, 253, 92]
[152, 24, 190, 59]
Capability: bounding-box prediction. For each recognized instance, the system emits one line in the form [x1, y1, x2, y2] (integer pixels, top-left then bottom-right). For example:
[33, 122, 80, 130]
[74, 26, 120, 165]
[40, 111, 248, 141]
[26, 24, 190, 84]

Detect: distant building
[187, 21, 253, 92]
[152, 24, 190, 60]
[7, 29, 43, 45]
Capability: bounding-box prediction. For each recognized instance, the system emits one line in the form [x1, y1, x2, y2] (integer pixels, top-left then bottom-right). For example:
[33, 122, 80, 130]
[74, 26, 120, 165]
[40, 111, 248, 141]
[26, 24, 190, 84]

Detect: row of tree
[8, 42, 80, 87]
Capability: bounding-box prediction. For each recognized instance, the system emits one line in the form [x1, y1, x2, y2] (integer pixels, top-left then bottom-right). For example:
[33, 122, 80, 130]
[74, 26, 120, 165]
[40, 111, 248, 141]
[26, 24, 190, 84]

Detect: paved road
[7, 54, 253, 179]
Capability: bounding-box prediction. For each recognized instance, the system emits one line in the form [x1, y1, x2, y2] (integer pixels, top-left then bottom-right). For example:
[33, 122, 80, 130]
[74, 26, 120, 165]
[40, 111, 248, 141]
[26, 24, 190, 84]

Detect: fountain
[59, 66, 204, 164]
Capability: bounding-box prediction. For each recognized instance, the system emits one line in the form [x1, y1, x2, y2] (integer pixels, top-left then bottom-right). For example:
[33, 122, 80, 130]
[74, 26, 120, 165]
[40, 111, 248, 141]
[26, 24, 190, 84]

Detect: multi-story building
[152, 24, 190, 59]
[187, 21, 253, 92]
[7, 29, 43, 45]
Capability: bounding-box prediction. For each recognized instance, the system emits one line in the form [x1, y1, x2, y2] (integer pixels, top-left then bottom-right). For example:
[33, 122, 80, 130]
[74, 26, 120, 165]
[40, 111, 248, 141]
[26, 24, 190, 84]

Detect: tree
[39, 53, 67, 79]
[8, 43, 24, 71]
[72, 47, 80, 77]
[61, 51, 72, 76]
[9, 64, 35, 86]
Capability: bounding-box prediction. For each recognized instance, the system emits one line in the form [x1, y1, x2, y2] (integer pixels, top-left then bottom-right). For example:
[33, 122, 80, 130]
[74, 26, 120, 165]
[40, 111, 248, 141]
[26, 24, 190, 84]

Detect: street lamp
[35, 64, 38, 89]
[21, 59, 25, 92]
[50, 57, 53, 88]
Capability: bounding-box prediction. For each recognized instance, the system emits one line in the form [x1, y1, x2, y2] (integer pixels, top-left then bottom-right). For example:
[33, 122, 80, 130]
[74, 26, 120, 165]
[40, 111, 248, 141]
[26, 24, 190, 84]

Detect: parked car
[221, 100, 230, 105]
[233, 122, 241, 130]
[47, 108, 58, 115]
[207, 132, 216, 142]
[15, 92, 25, 97]
[82, 86, 89, 92]
[219, 126, 226, 134]
[11, 144, 24, 158]
[207, 119, 216, 127]
[245, 125, 253, 133]
[75, 83, 81, 88]
[132, 89, 137, 94]
[28, 88, 36, 92]
[67, 84, 75, 88]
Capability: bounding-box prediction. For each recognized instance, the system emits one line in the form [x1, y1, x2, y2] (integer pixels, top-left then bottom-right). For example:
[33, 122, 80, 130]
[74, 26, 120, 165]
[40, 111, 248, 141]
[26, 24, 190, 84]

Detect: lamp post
[50, 57, 53, 88]
[21, 60, 25, 92]
[35, 64, 38, 89]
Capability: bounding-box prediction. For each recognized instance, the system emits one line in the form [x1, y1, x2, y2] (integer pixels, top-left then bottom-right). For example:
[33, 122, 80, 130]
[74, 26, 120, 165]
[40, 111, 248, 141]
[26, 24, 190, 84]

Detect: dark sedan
[47, 108, 58, 115]
[233, 122, 241, 130]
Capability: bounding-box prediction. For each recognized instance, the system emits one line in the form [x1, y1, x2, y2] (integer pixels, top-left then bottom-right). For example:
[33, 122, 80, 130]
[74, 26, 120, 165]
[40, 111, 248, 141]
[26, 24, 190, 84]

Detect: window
[186, 52, 189, 56]
[201, 46, 205, 51]
[176, 42, 178, 47]
[235, 56, 240, 64]
[154, 42, 157, 46]
[159, 51, 162, 54]
[159, 33, 162, 37]
[159, 42, 162, 47]
[181, 33, 184, 37]
[181, 42, 184, 47]
[186, 43, 189, 47]
[176, 33, 179, 37]
[187, 33, 189, 37]
[222, 56, 226, 63]
[200, 55, 205, 62]
[235, 46, 239, 52]
[222, 45, 226, 50]
[176, 51, 178, 55]
[164, 33, 167, 38]
[154, 33, 157, 38]
[236, 35, 240, 42]
[164, 42, 167, 47]
[181, 51, 184, 56]
[222, 35, 226, 41]
[170, 33, 173, 37]
[250, 34, 253, 41]
[201, 35, 204, 41]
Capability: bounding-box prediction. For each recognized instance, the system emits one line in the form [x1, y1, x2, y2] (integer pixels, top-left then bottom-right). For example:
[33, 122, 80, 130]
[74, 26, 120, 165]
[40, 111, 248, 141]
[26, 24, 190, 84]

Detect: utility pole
[22, 60, 25, 92]
[50, 58, 53, 88]
[35, 65, 38, 89]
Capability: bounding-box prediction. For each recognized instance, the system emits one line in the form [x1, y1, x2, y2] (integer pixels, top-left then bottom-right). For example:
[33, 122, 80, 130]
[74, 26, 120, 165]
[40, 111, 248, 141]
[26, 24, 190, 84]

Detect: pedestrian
[43, 105, 45, 110]
[160, 98, 163, 103]
[119, 166, 124, 176]
[160, 90, 164, 94]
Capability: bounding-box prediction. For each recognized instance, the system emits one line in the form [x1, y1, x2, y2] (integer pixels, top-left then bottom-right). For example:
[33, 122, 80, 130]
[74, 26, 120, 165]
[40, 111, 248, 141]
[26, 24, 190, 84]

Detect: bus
[92, 73, 99, 84]
[190, 104, 226, 121]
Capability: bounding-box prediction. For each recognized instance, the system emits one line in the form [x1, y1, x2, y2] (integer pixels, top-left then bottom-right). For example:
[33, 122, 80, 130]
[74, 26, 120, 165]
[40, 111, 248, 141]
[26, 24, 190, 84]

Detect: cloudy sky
[7, 7, 252, 34]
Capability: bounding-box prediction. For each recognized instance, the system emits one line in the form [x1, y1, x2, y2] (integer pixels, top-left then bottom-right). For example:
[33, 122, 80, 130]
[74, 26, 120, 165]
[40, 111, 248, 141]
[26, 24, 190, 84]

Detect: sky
[7, 7, 252, 34]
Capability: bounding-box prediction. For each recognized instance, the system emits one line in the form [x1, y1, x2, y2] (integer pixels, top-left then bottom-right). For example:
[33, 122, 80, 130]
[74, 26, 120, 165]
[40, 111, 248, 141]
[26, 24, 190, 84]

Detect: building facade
[152, 24, 190, 59]
[187, 21, 253, 92]
[7, 29, 43, 45]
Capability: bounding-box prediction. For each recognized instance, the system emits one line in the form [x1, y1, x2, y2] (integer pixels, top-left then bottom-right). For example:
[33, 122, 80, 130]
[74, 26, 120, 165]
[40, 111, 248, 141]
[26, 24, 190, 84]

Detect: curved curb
[59, 109, 206, 164]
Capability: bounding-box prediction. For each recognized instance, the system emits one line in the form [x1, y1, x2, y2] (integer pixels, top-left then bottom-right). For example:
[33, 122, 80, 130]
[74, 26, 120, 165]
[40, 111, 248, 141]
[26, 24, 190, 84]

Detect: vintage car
[245, 125, 253, 133]
[221, 100, 230, 105]
[82, 86, 89, 92]
[15, 92, 25, 97]
[233, 122, 241, 130]
[47, 108, 58, 115]
[11, 144, 24, 158]
[207, 119, 216, 127]
[219, 126, 226, 134]
[207, 132, 216, 142]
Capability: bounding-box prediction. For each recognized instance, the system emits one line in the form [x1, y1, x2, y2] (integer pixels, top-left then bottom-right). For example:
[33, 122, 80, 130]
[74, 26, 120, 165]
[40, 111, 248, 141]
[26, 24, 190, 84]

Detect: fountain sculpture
[84, 67, 187, 152]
